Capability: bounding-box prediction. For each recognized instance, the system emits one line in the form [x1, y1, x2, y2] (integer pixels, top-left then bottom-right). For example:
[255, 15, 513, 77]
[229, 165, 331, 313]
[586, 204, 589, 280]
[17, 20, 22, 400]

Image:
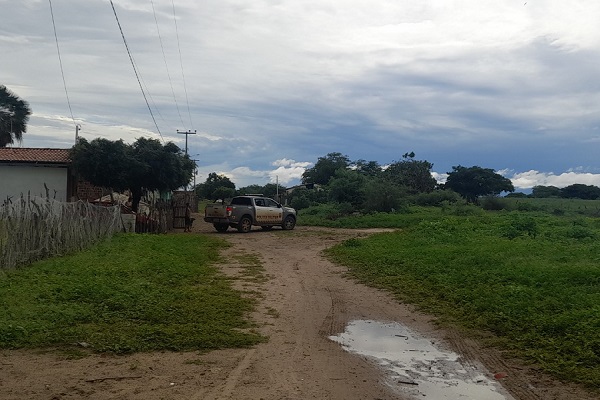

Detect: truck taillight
[226, 206, 232, 216]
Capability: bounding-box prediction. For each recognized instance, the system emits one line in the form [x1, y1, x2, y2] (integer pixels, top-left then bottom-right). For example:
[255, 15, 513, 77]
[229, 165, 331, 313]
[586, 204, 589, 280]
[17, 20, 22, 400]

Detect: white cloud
[503, 169, 600, 190]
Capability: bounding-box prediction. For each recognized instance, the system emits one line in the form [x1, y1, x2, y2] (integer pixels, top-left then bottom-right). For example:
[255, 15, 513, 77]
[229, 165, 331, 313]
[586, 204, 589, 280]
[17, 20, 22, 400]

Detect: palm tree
[0, 85, 31, 147]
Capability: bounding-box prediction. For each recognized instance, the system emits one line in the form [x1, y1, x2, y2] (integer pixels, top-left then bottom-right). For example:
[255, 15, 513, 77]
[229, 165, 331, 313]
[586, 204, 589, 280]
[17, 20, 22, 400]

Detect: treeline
[508, 184, 600, 200]
[196, 152, 515, 213]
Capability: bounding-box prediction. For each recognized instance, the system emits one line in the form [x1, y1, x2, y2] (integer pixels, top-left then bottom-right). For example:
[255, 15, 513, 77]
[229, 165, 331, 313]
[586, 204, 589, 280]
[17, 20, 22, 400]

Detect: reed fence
[0, 195, 122, 270]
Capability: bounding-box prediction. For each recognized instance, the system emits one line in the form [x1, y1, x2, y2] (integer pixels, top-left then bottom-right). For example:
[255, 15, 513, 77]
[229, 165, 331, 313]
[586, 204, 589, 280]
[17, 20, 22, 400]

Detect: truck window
[265, 199, 279, 208]
[231, 197, 252, 206]
[255, 199, 265, 207]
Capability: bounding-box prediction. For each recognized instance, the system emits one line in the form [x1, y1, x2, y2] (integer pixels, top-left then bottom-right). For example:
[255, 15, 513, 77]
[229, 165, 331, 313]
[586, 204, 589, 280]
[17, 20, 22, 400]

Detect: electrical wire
[48, 0, 76, 128]
[171, 0, 194, 130]
[150, 0, 185, 129]
[109, 0, 164, 141]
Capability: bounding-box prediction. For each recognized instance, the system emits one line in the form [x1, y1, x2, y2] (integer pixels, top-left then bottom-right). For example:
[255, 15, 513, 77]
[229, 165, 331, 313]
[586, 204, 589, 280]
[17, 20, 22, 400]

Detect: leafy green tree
[363, 178, 407, 212]
[195, 172, 236, 200]
[531, 185, 561, 198]
[302, 152, 350, 185]
[0, 85, 31, 147]
[383, 152, 436, 194]
[70, 137, 194, 211]
[70, 138, 135, 193]
[212, 186, 236, 202]
[327, 169, 366, 208]
[445, 165, 514, 203]
[560, 184, 600, 200]
[237, 184, 264, 196]
[352, 159, 382, 177]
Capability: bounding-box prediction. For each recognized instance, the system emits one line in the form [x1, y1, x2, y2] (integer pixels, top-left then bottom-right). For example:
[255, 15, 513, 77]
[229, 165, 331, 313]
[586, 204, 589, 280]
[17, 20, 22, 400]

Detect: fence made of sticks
[0, 195, 122, 270]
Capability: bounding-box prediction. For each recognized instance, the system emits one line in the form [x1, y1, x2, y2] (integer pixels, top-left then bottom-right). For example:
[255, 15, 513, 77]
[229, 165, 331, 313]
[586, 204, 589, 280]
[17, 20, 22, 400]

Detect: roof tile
[0, 148, 71, 164]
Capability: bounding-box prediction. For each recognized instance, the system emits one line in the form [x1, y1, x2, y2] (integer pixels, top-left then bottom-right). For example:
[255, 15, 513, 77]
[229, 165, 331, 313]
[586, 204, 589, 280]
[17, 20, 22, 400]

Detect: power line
[150, 0, 185, 129]
[109, 0, 164, 141]
[171, 0, 194, 130]
[48, 0, 76, 129]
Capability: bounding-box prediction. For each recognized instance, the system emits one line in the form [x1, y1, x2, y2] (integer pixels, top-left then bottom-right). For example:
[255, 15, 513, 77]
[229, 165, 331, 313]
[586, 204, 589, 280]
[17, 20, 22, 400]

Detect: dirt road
[0, 221, 596, 399]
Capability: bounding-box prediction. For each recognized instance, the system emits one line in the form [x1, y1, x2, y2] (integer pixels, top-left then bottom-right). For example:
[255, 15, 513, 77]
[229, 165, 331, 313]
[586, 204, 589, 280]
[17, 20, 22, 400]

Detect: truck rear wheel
[237, 216, 252, 233]
[214, 223, 229, 233]
[282, 215, 296, 230]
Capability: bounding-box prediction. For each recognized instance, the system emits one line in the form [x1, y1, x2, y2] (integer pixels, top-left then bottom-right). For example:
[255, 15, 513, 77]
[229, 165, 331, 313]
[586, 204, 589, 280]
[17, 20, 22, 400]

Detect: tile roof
[0, 148, 71, 164]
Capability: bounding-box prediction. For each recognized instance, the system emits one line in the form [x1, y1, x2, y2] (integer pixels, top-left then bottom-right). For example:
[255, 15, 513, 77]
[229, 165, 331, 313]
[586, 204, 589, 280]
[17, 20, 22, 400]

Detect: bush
[413, 190, 462, 207]
[480, 196, 512, 211]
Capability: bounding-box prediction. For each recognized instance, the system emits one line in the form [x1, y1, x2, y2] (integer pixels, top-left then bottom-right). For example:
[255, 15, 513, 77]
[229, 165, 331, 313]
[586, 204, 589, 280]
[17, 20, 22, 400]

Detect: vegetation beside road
[0, 234, 264, 354]
[321, 204, 600, 388]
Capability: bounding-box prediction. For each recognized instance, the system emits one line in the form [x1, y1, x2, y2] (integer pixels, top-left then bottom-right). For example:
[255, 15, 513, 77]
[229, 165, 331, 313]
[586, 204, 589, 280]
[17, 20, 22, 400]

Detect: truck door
[254, 198, 282, 224]
[264, 198, 283, 224]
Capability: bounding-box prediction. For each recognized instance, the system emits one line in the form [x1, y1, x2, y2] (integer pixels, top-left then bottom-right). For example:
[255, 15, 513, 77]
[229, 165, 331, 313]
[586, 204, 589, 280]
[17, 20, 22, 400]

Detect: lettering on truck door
[264, 198, 283, 224]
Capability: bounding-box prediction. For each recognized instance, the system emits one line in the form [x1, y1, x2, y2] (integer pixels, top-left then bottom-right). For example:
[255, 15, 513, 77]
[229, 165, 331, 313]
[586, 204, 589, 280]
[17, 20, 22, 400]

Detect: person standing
[184, 202, 193, 232]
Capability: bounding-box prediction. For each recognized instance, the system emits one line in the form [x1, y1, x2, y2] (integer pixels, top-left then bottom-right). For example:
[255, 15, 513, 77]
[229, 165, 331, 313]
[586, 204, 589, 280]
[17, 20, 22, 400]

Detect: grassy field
[319, 205, 600, 388]
[0, 233, 264, 354]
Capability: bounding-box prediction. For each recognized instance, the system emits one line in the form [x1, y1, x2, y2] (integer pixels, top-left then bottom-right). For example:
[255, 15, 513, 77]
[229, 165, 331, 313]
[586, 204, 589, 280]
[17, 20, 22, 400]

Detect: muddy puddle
[329, 320, 514, 400]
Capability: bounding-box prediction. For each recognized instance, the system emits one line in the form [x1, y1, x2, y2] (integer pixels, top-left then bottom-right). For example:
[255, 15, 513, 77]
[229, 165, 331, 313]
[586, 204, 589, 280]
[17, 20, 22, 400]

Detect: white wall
[0, 165, 69, 202]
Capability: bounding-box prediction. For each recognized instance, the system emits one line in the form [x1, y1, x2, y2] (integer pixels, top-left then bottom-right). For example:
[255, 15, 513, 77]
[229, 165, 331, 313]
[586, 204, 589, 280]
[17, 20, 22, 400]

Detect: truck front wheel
[282, 215, 296, 230]
[237, 216, 252, 233]
[214, 223, 229, 233]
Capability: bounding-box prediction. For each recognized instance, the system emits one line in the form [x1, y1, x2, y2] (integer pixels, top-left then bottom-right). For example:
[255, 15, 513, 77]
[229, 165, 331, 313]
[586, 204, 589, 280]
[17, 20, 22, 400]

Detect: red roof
[0, 148, 71, 164]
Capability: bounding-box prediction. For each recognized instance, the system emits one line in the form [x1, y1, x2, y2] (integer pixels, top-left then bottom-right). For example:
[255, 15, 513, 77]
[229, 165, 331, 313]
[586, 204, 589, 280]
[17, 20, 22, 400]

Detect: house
[0, 147, 81, 202]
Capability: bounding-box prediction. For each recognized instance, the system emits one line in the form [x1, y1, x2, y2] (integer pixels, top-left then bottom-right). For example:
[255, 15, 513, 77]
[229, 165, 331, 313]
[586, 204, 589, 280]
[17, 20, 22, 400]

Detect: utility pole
[75, 124, 81, 143]
[177, 129, 196, 155]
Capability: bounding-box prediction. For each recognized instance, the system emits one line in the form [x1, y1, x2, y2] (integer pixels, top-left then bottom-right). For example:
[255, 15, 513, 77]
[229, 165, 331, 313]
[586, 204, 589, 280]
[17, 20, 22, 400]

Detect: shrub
[413, 190, 462, 207]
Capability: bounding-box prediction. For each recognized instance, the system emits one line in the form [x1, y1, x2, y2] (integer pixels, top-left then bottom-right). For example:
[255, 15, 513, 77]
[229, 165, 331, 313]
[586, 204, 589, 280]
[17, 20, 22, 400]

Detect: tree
[560, 184, 600, 200]
[212, 186, 236, 202]
[445, 165, 514, 203]
[195, 172, 236, 200]
[383, 152, 436, 194]
[327, 169, 367, 208]
[302, 152, 350, 185]
[0, 85, 31, 147]
[70, 137, 195, 211]
[363, 178, 407, 213]
[352, 159, 382, 177]
[531, 185, 561, 198]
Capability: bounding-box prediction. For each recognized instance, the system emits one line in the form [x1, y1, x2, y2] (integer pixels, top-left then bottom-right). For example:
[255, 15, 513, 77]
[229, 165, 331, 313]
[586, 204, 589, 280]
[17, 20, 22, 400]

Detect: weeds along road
[0, 220, 596, 400]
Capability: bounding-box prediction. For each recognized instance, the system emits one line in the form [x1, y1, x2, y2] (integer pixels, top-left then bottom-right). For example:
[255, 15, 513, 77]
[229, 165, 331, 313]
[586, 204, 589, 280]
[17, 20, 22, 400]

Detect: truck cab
[204, 195, 297, 233]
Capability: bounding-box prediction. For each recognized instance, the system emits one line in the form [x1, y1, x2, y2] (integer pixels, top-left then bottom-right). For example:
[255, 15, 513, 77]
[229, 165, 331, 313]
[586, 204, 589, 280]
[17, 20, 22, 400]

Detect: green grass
[0, 233, 265, 354]
[324, 210, 600, 388]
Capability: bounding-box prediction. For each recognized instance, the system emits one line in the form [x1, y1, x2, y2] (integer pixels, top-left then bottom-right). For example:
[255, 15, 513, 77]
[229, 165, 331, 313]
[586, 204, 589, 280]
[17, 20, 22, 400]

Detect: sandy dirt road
[0, 220, 597, 400]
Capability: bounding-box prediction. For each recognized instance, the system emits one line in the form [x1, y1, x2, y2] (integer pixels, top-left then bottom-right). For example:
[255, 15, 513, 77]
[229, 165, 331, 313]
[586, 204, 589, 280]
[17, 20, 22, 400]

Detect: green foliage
[237, 183, 286, 200]
[301, 152, 350, 185]
[212, 186, 236, 202]
[531, 185, 562, 198]
[480, 196, 512, 211]
[445, 165, 514, 203]
[561, 184, 600, 200]
[0, 85, 31, 147]
[0, 234, 264, 353]
[412, 189, 462, 207]
[195, 172, 236, 200]
[70, 138, 194, 211]
[324, 211, 600, 387]
[383, 152, 436, 194]
[327, 169, 366, 207]
[363, 178, 407, 212]
[502, 214, 539, 239]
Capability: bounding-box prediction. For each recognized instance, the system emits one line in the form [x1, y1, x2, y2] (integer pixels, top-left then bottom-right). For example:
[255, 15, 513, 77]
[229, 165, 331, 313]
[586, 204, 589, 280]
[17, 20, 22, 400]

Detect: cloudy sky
[2, 0, 600, 190]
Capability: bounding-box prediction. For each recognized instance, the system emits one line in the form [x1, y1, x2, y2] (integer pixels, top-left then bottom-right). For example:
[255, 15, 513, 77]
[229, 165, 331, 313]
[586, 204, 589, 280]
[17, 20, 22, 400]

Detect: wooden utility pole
[177, 129, 196, 155]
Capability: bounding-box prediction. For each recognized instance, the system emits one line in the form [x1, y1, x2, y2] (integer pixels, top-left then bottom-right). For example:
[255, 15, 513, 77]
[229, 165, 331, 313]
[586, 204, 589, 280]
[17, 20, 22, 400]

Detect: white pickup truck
[204, 195, 297, 233]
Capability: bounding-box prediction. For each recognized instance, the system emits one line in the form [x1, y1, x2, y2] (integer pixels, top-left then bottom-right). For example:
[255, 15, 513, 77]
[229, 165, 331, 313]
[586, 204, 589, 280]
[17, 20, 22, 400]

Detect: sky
[2, 0, 600, 191]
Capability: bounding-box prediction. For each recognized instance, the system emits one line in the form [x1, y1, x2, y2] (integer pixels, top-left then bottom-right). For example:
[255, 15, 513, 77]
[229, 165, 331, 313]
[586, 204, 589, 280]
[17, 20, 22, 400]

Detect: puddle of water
[329, 320, 514, 400]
